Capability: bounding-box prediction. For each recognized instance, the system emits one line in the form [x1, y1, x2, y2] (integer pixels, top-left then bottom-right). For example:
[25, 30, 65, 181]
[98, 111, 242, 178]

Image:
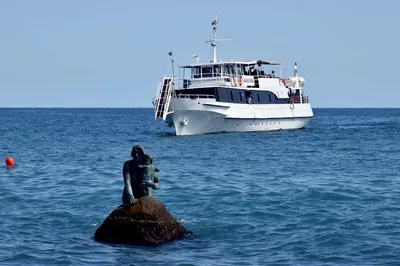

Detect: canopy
[180, 59, 281, 68]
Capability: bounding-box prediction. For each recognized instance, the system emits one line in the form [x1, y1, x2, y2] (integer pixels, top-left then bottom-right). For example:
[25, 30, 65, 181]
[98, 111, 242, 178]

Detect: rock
[94, 196, 192, 246]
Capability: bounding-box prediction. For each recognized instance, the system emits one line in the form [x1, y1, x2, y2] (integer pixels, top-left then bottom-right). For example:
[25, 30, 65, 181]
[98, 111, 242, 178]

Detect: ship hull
[166, 98, 313, 136]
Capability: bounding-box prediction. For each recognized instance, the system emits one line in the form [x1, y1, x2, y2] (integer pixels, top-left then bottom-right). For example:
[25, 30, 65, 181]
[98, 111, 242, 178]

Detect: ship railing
[175, 94, 216, 100]
[179, 75, 238, 88]
[178, 73, 286, 88]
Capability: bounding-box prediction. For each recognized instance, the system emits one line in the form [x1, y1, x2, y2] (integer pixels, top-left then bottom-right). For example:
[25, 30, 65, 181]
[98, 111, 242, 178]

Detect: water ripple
[1, 108, 400, 265]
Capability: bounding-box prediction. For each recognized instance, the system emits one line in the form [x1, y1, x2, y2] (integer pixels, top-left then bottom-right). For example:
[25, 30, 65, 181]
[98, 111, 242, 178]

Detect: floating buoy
[5, 156, 15, 167]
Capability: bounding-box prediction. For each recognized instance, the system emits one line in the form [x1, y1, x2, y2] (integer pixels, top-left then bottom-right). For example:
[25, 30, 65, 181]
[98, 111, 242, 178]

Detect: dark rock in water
[94, 196, 192, 246]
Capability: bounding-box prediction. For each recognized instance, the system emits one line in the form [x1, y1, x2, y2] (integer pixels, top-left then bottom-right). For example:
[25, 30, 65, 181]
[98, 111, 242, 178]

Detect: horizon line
[1, 106, 400, 109]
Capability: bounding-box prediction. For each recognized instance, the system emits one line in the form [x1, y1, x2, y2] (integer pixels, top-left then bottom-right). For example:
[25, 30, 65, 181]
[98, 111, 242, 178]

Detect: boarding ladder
[154, 77, 173, 120]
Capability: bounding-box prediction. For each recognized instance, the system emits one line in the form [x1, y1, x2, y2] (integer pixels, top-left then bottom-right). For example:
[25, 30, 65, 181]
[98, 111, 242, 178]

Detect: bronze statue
[122, 145, 160, 205]
[95, 145, 192, 245]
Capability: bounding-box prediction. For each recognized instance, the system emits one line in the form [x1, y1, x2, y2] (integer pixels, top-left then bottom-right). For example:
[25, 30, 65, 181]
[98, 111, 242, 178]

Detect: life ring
[237, 76, 243, 86]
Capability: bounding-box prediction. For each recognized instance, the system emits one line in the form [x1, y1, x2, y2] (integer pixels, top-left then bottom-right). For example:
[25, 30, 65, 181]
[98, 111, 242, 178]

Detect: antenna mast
[205, 17, 232, 63]
[294, 62, 299, 87]
[211, 17, 218, 63]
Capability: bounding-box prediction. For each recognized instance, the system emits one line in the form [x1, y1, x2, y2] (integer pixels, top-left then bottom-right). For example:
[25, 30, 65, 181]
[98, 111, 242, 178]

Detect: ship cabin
[173, 60, 292, 105]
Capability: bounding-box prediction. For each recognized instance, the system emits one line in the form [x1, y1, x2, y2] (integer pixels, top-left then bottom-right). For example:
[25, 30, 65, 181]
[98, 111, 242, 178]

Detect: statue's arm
[152, 167, 160, 190]
[123, 162, 135, 203]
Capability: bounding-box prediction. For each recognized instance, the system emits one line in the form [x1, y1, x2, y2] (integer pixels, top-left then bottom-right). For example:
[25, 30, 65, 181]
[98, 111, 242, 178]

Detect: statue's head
[131, 145, 146, 162]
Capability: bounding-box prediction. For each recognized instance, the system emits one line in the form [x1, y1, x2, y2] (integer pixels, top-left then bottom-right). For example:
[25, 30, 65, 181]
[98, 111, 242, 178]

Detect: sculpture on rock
[122, 145, 160, 204]
[94, 145, 192, 246]
[94, 195, 191, 245]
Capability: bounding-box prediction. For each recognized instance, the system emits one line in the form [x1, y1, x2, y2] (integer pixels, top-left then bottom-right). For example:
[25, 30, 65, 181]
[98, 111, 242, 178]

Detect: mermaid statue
[122, 145, 160, 205]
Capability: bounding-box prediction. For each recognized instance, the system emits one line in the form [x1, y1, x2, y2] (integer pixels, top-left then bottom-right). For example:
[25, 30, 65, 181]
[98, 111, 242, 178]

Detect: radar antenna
[205, 17, 233, 63]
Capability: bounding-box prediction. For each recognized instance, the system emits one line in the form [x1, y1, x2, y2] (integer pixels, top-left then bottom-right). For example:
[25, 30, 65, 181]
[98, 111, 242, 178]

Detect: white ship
[153, 18, 313, 136]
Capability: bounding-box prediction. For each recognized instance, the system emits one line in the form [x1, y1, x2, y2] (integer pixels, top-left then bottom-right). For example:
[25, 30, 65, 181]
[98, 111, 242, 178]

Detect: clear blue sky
[1, 0, 399, 108]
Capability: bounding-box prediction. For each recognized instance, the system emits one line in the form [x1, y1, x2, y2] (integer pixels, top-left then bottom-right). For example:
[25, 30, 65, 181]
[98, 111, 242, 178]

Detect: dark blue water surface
[1, 108, 400, 266]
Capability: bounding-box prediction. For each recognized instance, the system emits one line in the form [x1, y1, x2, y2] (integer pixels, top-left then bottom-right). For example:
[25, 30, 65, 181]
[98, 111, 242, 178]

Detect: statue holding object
[95, 145, 192, 246]
[122, 145, 160, 204]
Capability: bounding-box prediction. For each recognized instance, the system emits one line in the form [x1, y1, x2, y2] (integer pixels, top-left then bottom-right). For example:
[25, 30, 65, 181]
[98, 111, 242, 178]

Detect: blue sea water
[1, 108, 400, 266]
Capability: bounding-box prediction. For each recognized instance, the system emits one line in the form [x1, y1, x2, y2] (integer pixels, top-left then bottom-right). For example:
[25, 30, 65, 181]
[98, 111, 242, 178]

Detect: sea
[1, 108, 400, 266]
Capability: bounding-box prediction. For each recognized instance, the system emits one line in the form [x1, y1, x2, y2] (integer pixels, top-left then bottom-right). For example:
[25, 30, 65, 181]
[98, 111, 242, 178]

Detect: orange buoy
[5, 156, 15, 167]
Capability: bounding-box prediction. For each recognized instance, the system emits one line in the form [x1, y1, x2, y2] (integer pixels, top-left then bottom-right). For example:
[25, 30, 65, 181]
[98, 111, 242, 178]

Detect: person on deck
[247, 93, 254, 104]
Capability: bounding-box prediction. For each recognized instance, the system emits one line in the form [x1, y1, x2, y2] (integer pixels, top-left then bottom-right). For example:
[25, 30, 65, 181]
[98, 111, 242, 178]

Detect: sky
[0, 0, 399, 108]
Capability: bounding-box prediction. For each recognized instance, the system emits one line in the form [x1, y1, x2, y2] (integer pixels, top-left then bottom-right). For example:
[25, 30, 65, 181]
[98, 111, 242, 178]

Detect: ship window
[224, 64, 235, 77]
[243, 65, 249, 75]
[229, 65, 235, 75]
[213, 65, 221, 77]
[192, 67, 201, 78]
[223, 65, 229, 76]
[236, 64, 243, 75]
[268, 94, 271, 102]
[257, 94, 260, 103]
[239, 92, 242, 102]
[202, 66, 212, 78]
[230, 91, 233, 101]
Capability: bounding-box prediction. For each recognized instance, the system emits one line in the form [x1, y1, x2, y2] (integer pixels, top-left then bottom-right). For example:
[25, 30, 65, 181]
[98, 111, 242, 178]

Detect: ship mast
[205, 17, 233, 63]
[211, 17, 218, 63]
[294, 62, 299, 87]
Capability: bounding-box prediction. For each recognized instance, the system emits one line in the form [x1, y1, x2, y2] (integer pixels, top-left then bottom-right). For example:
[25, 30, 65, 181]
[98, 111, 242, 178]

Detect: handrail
[154, 76, 173, 120]
[162, 80, 174, 120]
[175, 94, 215, 99]
[153, 80, 164, 119]
[177, 74, 285, 89]
[181, 75, 238, 88]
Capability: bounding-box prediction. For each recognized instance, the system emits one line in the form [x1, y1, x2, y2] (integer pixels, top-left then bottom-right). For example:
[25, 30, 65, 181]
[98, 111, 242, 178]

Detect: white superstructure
[153, 18, 313, 136]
